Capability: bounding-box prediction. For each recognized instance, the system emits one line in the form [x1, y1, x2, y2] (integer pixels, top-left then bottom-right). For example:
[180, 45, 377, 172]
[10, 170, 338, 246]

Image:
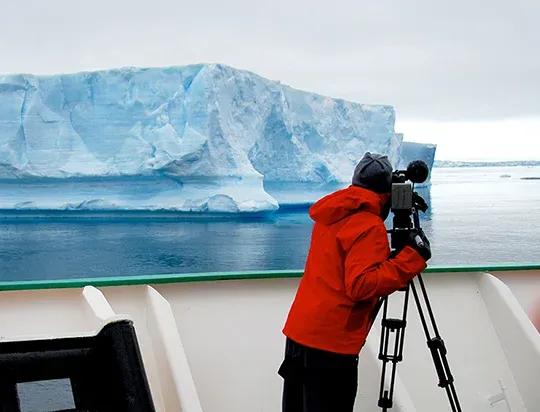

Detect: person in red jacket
[278, 152, 431, 412]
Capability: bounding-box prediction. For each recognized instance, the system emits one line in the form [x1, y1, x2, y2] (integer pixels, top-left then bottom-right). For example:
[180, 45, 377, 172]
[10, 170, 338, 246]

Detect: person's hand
[407, 229, 431, 261]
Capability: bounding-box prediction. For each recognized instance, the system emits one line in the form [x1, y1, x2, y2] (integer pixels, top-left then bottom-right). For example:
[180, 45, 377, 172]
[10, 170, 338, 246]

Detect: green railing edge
[0, 263, 539, 292]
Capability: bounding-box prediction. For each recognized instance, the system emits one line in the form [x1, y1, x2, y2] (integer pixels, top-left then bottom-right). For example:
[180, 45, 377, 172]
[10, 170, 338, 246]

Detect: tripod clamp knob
[427, 336, 447, 355]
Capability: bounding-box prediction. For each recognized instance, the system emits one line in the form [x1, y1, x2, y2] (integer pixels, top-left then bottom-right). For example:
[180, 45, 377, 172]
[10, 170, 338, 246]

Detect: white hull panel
[0, 271, 538, 411]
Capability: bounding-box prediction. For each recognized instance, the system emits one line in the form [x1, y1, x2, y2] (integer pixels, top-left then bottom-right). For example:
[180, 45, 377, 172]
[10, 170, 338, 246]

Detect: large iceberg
[0, 64, 431, 212]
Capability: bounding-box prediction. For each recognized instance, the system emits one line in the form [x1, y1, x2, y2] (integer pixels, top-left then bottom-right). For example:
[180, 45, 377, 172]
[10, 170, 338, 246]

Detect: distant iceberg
[397, 141, 437, 184]
[0, 64, 433, 212]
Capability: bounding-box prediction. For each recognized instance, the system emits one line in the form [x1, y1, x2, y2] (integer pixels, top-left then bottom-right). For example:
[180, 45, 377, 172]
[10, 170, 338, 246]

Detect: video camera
[389, 160, 430, 251]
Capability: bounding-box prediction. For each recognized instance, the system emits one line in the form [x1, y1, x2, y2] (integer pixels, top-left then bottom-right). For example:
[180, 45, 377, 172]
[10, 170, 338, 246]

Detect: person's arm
[343, 224, 427, 302]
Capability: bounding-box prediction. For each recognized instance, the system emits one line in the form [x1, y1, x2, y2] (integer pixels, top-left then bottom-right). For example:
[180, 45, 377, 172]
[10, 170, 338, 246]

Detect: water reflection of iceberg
[265, 181, 432, 221]
[415, 185, 432, 220]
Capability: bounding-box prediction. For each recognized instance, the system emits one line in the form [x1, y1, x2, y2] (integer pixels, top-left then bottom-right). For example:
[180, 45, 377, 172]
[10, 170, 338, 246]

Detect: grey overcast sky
[1, 0, 539, 160]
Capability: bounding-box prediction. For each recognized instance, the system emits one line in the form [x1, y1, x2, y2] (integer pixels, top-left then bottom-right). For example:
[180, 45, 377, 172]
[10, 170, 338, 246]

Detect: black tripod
[376, 193, 462, 412]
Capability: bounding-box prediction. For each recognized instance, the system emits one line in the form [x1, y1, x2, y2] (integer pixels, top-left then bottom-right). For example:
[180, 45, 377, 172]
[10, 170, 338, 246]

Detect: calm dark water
[1, 166, 540, 281]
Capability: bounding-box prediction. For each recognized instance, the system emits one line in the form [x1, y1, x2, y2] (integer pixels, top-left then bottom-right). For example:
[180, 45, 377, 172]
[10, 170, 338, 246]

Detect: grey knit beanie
[352, 152, 393, 193]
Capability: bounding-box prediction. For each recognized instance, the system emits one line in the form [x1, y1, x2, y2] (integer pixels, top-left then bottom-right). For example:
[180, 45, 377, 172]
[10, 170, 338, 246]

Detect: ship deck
[0, 264, 539, 411]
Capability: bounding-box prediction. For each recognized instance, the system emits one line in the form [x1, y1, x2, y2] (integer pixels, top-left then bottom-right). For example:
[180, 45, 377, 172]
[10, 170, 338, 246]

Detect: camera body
[391, 183, 413, 211]
[389, 161, 429, 251]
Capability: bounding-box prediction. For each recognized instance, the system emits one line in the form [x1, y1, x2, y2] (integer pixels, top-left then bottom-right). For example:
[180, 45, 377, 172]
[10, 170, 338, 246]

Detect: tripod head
[389, 160, 429, 251]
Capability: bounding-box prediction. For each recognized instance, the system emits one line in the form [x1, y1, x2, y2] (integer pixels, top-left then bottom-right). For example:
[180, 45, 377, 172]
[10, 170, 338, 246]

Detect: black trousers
[278, 338, 358, 412]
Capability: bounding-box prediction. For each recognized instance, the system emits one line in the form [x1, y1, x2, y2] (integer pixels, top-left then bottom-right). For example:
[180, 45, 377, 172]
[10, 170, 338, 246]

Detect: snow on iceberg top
[0, 63, 397, 182]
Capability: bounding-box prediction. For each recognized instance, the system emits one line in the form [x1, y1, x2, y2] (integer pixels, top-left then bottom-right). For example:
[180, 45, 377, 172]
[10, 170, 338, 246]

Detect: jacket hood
[309, 185, 390, 225]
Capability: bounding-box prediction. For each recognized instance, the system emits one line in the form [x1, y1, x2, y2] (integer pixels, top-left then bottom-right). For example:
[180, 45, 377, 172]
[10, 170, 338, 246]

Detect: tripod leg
[377, 287, 410, 410]
[417, 274, 441, 337]
[410, 276, 462, 412]
[378, 297, 391, 410]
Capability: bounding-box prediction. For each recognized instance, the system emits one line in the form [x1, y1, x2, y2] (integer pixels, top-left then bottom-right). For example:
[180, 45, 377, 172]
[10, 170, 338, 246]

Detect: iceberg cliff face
[0, 64, 426, 212]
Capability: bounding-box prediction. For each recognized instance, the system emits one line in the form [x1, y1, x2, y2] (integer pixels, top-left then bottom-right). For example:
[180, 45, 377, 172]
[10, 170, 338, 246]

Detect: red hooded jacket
[283, 185, 427, 355]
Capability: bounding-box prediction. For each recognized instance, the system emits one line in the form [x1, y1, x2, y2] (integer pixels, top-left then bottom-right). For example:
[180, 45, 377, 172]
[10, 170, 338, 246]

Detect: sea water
[1, 166, 539, 281]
